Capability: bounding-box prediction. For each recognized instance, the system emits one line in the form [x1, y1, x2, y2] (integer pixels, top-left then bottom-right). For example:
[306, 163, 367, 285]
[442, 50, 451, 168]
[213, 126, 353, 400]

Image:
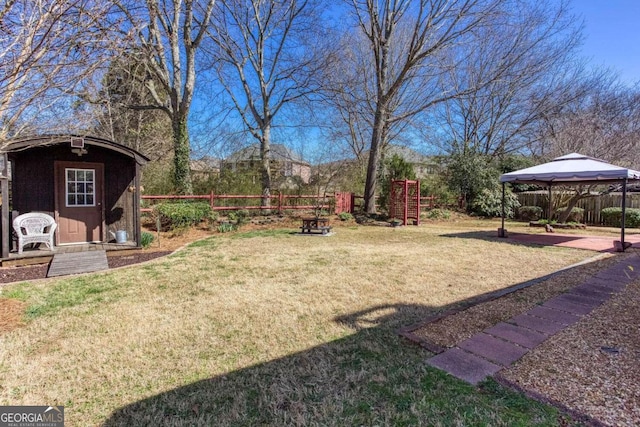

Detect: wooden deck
[1, 242, 138, 267]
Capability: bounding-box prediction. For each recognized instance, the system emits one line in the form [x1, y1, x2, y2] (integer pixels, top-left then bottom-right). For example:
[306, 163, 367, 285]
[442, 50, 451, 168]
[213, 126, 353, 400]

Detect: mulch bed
[0, 251, 172, 284]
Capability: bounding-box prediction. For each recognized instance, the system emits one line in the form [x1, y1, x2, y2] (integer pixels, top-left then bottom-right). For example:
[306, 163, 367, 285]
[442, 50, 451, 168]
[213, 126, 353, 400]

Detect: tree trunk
[172, 116, 193, 194]
[557, 186, 595, 223]
[260, 125, 272, 209]
[363, 107, 386, 214]
[558, 193, 583, 223]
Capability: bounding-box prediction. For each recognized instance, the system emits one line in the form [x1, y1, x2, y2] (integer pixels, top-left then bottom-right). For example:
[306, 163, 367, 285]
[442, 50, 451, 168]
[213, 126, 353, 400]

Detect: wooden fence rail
[516, 191, 640, 225]
[141, 192, 444, 216]
[141, 192, 333, 214]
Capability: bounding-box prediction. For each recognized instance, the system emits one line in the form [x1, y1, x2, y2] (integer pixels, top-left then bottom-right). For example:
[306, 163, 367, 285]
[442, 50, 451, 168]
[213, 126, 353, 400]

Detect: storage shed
[0, 135, 149, 259]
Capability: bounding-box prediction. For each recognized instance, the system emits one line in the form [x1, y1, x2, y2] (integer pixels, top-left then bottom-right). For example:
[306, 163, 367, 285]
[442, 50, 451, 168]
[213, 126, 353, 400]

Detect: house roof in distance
[500, 153, 640, 185]
[225, 143, 308, 165]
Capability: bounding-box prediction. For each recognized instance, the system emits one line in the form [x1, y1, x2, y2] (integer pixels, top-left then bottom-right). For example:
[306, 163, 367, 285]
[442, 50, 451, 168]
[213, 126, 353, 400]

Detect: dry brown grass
[0, 219, 607, 425]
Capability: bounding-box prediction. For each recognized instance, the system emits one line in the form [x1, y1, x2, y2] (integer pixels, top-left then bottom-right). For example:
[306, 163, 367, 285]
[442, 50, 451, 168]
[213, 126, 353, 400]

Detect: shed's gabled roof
[499, 153, 640, 185]
[2, 134, 150, 165]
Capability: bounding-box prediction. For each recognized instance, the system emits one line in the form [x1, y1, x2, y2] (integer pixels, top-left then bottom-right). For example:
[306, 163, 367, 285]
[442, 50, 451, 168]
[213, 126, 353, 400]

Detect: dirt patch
[0, 298, 26, 333]
[0, 232, 191, 287]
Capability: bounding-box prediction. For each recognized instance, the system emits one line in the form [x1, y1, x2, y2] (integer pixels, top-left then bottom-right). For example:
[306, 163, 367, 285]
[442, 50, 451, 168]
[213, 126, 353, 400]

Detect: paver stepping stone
[509, 314, 566, 335]
[557, 292, 604, 307]
[427, 348, 501, 385]
[544, 295, 599, 315]
[594, 270, 633, 283]
[458, 333, 529, 367]
[568, 286, 611, 302]
[485, 322, 547, 349]
[526, 305, 581, 326]
[580, 277, 627, 292]
[422, 256, 635, 386]
[572, 282, 615, 296]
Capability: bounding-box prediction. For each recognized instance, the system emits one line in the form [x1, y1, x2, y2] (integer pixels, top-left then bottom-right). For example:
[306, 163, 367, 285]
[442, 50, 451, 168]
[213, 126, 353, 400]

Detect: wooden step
[47, 250, 109, 278]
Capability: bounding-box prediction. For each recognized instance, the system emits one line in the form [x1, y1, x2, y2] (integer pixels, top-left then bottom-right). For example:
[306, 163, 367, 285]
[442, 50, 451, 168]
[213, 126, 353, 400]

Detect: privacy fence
[516, 191, 640, 225]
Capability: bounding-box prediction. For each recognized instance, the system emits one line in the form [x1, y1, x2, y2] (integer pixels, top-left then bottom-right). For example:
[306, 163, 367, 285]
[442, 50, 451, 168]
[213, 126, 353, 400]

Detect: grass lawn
[0, 219, 601, 426]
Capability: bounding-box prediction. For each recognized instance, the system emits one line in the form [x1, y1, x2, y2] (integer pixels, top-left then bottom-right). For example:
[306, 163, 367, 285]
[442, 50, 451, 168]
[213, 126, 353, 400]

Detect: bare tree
[114, 0, 216, 194]
[540, 76, 640, 165]
[434, 0, 583, 159]
[345, 0, 497, 214]
[0, 0, 114, 144]
[322, 30, 375, 163]
[536, 72, 640, 223]
[79, 53, 173, 160]
[206, 0, 328, 207]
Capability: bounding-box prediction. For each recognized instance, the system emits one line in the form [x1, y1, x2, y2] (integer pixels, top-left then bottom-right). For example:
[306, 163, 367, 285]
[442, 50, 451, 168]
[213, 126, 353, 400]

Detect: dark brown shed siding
[9, 144, 137, 242]
[10, 151, 55, 217]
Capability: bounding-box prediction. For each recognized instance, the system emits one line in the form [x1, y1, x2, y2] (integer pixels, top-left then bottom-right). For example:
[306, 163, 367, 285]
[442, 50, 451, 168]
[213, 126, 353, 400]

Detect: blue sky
[571, 0, 640, 84]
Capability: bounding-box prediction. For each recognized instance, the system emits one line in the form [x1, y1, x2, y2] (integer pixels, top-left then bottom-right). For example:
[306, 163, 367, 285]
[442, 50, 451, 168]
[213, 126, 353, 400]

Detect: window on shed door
[65, 168, 95, 206]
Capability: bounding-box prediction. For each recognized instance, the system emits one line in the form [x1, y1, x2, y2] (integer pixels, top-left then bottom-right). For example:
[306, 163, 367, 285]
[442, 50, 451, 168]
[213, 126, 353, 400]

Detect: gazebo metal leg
[621, 178, 627, 251]
[499, 183, 506, 237]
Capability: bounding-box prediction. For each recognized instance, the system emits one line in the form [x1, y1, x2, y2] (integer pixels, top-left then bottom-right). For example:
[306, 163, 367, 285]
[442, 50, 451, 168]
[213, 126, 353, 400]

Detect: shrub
[379, 154, 417, 211]
[555, 207, 584, 223]
[205, 210, 219, 229]
[447, 152, 500, 210]
[217, 222, 236, 233]
[421, 174, 456, 207]
[237, 209, 250, 224]
[425, 208, 451, 220]
[601, 207, 640, 227]
[469, 187, 520, 218]
[517, 206, 543, 221]
[228, 209, 250, 226]
[153, 201, 213, 231]
[140, 231, 155, 248]
[338, 212, 353, 221]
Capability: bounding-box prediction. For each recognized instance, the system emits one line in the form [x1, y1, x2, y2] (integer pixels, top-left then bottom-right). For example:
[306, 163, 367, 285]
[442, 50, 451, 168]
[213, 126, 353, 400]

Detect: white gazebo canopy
[500, 153, 640, 185]
[498, 153, 640, 250]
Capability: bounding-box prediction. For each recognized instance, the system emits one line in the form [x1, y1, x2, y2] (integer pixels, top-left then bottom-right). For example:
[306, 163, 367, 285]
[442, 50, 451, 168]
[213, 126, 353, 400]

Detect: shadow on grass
[440, 230, 591, 249]
[102, 263, 603, 426]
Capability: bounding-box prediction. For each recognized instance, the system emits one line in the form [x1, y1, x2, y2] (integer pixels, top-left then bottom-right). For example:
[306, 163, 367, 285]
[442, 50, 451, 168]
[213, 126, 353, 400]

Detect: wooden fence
[141, 191, 341, 214]
[141, 192, 444, 215]
[517, 191, 640, 225]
